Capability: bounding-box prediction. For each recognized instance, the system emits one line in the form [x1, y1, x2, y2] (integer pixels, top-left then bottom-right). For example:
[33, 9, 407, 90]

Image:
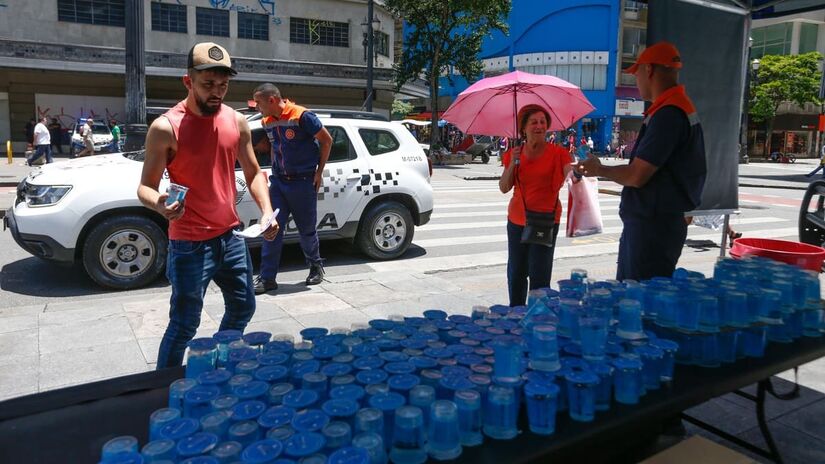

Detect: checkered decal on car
[316, 168, 400, 201]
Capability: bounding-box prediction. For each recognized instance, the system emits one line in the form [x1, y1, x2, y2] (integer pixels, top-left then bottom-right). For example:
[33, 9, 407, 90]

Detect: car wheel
[481, 152, 490, 164]
[356, 201, 414, 260]
[82, 215, 167, 289]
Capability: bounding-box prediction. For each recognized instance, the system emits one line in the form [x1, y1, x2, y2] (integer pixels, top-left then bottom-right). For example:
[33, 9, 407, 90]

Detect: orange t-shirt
[503, 143, 568, 226]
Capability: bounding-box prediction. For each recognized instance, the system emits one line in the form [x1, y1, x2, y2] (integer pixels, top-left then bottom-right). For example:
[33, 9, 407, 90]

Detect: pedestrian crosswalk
[364, 177, 802, 274]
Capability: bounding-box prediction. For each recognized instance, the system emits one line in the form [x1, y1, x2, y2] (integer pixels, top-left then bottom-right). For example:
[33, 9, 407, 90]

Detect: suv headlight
[24, 184, 72, 207]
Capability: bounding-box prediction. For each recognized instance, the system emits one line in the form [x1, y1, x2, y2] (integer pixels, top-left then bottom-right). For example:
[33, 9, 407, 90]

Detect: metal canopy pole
[124, 0, 147, 151]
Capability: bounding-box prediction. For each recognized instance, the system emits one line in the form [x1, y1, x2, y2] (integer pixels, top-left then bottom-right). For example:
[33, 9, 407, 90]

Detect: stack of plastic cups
[176, 432, 220, 460]
[183, 385, 220, 420]
[352, 431, 387, 464]
[571, 268, 588, 282]
[213, 329, 243, 368]
[528, 325, 561, 372]
[389, 406, 427, 464]
[186, 338, 218, 379]
[368, 392, 406, 452]
[653, 292, 678, 329]
[696, 295, 720, 368]
[454, 389, 483, 447]
[426, 400, 462, 461]
[408, 385, 436, 428]
[558, 299, 581, 340]
[483, 384, 518, 440]
[471, 305, 490, 321]
[322, 398, 359, 430]
[243, 331, 272, 354]
[612, 357, 642, 405]
[322, 421, 353, 452]
[769, 280, 795, 343]
[283, 432, 326, 461]
[579, 315, 608, 362]
[140, 438, 177, 462]
[149, 408, 181, 440]
[634, 345, 664, 391]
[210, 441, 244, 462]
[523, 381, 560, 435]
[650, 339, 678, 382]
[616, 299, 645, 342]
[589, 361, 614, 411]
[100, 436, 139, 462]
[565, 370, 599, 422]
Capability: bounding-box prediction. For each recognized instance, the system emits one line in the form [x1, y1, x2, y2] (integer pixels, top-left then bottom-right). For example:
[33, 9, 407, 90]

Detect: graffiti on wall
[208, 0, 282, 24]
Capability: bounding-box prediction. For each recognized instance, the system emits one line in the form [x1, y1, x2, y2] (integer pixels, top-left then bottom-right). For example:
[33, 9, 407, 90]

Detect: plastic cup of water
[165, 182, 189, 205]
[524, 381, 560, 435]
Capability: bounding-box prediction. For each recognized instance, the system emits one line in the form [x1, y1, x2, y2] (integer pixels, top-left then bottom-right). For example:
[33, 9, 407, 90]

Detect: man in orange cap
[578, 42, 707, 280]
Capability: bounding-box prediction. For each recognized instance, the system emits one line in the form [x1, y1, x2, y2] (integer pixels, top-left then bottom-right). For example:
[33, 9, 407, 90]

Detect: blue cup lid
[232, 400, 267, 421]
[564, 370, 599, 385]
[356, 369, 388, 385]
[522, 370, 555, 384]
[351, 343, 380, 358]
[321, 362, 353, 377]
[589, 361, 614, 376]
[635, 344, 664, 358]
[241, 439, 284, 463]
[200, 410, 230, 429]
[322, 398, 359, 418]
[456, 323, 481, 334]
[448, 314, 472, 324]
[291, 360, 321, 378]
[353, 328, 382, 340]
[179, 457, 220, 464]
[420, 369, 443, 381]
[560, 356, 589, 371]
[236, 360, 260, 373]
[383, 361, 415, 375]
[524, 381, 560, 397]
[267, 426, 296, 442]
[312, 344, 342, 360]
[612, 356, 643, 370]
[264, 340, 294, 354]
[104, 452, 145, 464]
[258, 352, 290, 366]
[368, 319, 396, 331]
[433, 320, 456, 331]
[469, 332, 494, 342]
[378, 350, 409, 363]
[322, 421, 352, 440]
[259, 405, 297, 429]
[353, 355, 384, 370]
[197, 369, 232, 386]
[188, 337, 218, 351]
[388, 374, 420, 391]
[233, 380, 269, 399]
[471, 364, 493, 375]
[269, 382, 294, 398]
[409, 356, 438, 369]
[329, 374, 354, 386]
[213, 330, 243, 344]
[292, 409, 330, 433]
[176, 432, 219, 457]
[453, 388, 481, 406]
[423, 309, 448, 320]
[405, 316, 428, 326]
[473, 347, 494, 357]
[185, 385, 221, 403]
[441, 365, 472, 378]
[150, 407, 181, 423]
[468, 374, 491, 388]
[285, 432, 326, 458]
[447, 330, 468, 341]
[495, 319, 519, 331]
[332, 352, 356, 364]
[210, 440, 243, 458]
[368, 392, 406, 411]
[302, 372, 328, 386]
[365, 383, 390, 396]
[243, 331, 272, 346]
[447, 344, 474, 356]
[411, 331, 439, 342]
[228, 348, 258, 363]
[400, 339, 428, 350]
[210, 394, 239, 411]
[329, 446, 369, 464]
[228, 420, 260, 438]
[439, 375, 474, 391]
[282, 389, 320, 409]
[159, 417, 200, 440]
[141, 438, 175, 456]
[489, 305, 511, 316]
[373, 339, 400, 351]
[437, 357, 458, 367]
[455, 353, 484, 366]
[486, 327, 506, 336]
[651, 338, 679, 352]
[423, 347, 452, 359]
[301, 327, 329, 341]
[330, 384, 366, 402]
[255, 365, 289, 383]
[319, 333, 347, 345]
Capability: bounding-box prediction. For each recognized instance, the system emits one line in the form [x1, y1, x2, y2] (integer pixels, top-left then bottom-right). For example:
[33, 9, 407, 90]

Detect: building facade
[0, 0, 427, 150]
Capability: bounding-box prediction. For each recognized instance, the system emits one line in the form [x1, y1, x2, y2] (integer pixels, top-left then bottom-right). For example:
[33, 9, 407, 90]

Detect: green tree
[391, 98, 414, 120]
[385, 0, 510, 147]
[749, 52, 822, 154]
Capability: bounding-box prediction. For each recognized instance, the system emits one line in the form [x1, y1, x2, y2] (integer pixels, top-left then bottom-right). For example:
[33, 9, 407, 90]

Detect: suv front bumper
[4, 207, 75, 263]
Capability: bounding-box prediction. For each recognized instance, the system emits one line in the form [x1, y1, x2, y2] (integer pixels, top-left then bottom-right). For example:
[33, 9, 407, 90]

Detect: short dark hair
[187, 67, 234, 79]
[517, 104, 552, 138]
[254, 83, 281, 99]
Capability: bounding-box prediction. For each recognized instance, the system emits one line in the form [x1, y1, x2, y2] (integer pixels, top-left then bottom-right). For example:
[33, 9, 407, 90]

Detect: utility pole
[124, 0, 147, 150]
[366, 0, 374, 112]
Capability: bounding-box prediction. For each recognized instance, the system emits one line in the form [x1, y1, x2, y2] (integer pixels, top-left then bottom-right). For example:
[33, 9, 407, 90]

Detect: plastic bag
[691, 215, 725, 231]
[566, 176, 603, 237]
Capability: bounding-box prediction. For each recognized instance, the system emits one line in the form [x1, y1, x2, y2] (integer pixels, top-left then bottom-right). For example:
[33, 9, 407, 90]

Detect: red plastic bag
[566, 176, 604, 237]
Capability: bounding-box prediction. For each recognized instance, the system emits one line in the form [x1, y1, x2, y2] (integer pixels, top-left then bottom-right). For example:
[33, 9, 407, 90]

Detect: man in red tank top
[138, 42, 279, 369]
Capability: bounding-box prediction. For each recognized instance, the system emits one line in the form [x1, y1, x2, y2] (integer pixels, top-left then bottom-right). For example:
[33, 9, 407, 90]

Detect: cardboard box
[641, 436, 757, 464]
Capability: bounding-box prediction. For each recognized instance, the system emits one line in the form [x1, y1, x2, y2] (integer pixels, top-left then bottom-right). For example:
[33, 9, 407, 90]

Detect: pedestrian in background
[579, 42, 707, 281]
[48, 117, 63, 154]
[252, 83, 332, 294]
[137, 42, 278, 369]
[110, 119, 122, 151]
[805, 144, 825, 178]
[29, 116, 52, 165]
[76, 118, 95, 158]
[499, 104, 574, 306]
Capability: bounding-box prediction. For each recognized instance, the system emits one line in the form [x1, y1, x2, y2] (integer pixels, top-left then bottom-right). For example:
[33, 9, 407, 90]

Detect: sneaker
[306, 264, 325, 285]
[253, 275, 278, 295]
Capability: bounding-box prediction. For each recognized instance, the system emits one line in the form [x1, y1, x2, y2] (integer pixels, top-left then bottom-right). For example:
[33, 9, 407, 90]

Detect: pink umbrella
[441, 70, 595, 138]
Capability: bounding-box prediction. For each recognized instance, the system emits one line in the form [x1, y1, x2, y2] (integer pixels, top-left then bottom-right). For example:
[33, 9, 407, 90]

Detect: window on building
[375, 31, 390, 57]
[622, 27, 646, 57]
[151, 2, 186, 33]
[196, 7, 229, 37]
[290, 18, 350, 48]
[800, 22, 819, 54]
[751, 23, 792, 58]
[57, 0, 125, 27]
[359, 129, 400, 156]
[238, 12, 269, 41]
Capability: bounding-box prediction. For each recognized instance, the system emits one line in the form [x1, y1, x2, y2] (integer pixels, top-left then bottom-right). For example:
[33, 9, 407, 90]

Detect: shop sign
[615, 99, 644, 116]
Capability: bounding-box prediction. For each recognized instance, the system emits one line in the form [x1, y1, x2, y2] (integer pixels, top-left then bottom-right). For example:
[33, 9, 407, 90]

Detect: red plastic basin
[729, 237, 825, 272]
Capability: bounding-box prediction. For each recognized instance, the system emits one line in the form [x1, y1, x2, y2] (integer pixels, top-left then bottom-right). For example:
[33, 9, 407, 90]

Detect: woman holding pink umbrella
[499, 104, 575, 307]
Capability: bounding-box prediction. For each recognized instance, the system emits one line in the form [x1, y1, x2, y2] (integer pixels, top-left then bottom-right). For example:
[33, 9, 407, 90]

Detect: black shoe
[253, 275, 278, 295]
[306, 264, 325, 285]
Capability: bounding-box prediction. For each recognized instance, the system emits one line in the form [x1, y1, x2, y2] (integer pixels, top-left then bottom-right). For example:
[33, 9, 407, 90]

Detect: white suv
[4, 112, 433, 289]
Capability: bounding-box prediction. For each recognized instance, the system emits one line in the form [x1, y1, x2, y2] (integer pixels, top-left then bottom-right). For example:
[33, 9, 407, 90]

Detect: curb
[739, 183, 809, 191]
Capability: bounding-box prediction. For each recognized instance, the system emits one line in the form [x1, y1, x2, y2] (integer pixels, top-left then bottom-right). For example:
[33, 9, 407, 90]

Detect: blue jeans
[506, 220, 559, 307]
[617, 215, 687, 281]
[260, 176, 322, 280]
[156, 229, 255, 368]
[29, 145, 52, 165]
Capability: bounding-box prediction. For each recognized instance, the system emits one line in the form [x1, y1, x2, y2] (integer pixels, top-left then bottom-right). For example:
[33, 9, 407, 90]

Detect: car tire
[356, 201, 414, 260]
[481, 152, 490, 164]
[82, 215, 167, 289]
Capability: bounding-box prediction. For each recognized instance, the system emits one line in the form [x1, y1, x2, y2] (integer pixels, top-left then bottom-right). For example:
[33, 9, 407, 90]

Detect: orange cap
[624, 41, 682, 74]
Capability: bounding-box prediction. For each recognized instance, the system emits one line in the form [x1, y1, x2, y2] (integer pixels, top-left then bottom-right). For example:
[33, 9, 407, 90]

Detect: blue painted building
[441, 0, 623, 151]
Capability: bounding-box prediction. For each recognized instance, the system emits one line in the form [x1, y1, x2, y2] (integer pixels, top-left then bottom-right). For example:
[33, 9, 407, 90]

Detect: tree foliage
[391, 98, 414, 119]
[385, 0, 510, 145]
[750, 52, 822, 123]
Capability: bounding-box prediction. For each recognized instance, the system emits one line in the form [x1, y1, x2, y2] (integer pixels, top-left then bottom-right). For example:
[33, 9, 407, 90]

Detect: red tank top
[163, 101, 240, 241]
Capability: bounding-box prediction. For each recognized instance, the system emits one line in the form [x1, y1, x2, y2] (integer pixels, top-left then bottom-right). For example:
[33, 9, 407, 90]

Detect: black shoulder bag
[514, 161, 557, 247]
